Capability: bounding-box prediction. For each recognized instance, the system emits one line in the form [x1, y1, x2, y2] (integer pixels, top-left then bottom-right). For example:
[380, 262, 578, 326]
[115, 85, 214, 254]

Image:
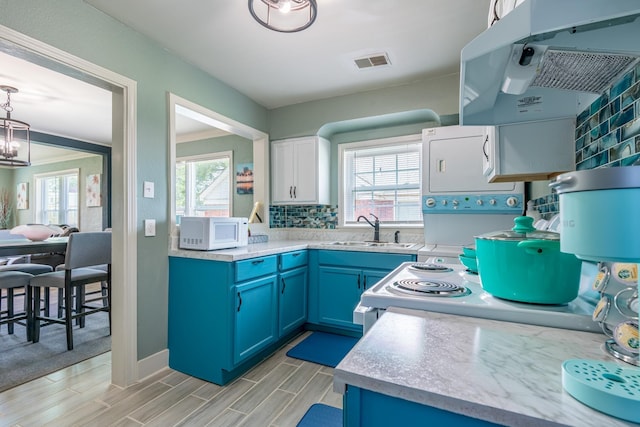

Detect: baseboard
[137, 349, 169, 381]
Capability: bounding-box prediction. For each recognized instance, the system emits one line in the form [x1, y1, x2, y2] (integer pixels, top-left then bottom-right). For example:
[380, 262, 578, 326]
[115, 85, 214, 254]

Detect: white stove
[354, 262, 600, 334]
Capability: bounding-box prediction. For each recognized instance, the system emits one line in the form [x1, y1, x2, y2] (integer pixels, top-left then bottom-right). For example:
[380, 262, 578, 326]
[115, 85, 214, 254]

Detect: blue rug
[287, 332, 358, 367]
[297, 403, 342, 427]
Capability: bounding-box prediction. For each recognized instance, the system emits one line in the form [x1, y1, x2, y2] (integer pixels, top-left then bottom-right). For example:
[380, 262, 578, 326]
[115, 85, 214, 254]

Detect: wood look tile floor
[0, 332, 342, 427]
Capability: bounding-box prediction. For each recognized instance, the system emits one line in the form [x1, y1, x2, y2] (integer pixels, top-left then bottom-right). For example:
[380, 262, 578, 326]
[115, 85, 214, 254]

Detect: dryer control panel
[422, 194, 522, 214]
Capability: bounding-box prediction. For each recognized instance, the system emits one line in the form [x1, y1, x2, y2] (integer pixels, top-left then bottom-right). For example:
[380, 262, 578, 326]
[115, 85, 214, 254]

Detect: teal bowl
[462, 246, 477, 258]
[458, 254, 478, 273]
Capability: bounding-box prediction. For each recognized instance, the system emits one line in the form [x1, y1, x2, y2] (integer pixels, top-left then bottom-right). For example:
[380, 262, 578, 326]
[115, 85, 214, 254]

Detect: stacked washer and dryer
[418, 125, 524, 262]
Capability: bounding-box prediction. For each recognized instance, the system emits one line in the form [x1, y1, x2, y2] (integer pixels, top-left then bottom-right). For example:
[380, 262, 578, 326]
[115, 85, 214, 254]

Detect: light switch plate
[143, 181, 155, 198]
[144, 219, 156, 237]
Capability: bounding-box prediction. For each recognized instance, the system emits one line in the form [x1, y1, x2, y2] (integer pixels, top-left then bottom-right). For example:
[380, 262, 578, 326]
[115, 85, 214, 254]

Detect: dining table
[0, 237, 69, 257]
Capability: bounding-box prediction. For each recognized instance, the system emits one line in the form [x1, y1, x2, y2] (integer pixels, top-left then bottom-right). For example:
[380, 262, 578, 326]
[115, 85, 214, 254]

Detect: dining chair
[28, 231, 111, 350]
[0, 264, 54, 335]
[0, 271, 36, 336]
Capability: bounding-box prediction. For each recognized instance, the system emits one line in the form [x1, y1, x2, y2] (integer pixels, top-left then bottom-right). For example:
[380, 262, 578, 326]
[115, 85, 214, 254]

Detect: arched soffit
[317, 109, 441, 139]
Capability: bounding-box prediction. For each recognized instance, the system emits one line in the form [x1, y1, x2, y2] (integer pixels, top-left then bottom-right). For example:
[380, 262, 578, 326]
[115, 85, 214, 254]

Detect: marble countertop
[169, 240, 423, 261]
[334, 307, 637, 427]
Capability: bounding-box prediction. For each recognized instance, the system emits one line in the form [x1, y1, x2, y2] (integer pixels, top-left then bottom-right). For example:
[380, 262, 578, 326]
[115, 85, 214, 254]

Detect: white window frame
[175, 150, 233, 218]
[34, 168, 80, 227]
[338, 134, 423, 229]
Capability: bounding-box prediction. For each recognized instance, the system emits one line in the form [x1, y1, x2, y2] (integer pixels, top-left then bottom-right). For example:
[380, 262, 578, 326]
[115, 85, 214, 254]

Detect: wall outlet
[144, 219, 156, 237]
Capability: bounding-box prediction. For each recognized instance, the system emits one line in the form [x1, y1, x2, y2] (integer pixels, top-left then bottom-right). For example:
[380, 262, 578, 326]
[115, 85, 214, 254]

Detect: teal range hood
[460, 0, 640, 126]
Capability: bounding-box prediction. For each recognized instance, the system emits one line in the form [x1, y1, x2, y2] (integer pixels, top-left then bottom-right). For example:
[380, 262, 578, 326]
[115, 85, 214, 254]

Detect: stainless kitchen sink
[323, 241, 419, 249]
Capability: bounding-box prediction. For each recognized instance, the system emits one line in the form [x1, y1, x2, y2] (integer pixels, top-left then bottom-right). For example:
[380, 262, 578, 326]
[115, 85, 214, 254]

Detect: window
[340, 135, 422, 226]
[35, 169, 79, 226]
[175, 152, 232, 219]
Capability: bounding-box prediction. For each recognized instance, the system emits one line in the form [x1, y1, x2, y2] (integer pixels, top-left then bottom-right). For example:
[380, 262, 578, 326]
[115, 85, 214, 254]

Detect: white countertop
[333, 307, 638, 427]
[169, 240, 423, 261]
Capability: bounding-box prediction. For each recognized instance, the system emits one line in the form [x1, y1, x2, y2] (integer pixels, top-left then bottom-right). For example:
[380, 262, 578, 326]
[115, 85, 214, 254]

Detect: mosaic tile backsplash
[270, 205, 338, 229]
[534, 63, 640, 219]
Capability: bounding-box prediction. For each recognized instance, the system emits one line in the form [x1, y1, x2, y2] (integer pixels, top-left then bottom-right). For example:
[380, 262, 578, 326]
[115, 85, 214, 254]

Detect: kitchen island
[334, 307, 637, 427]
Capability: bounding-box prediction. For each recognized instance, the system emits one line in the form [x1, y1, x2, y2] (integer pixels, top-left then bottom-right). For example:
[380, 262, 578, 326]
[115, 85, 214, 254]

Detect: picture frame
[236, 163, 254, 194]
[86, 174, 102, 207]
[16, 182, 28, 210]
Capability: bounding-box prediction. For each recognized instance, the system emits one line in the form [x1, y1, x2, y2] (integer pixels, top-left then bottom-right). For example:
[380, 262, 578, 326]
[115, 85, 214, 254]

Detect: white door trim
[168, 93, 270, 237]
[0, 24, 139, 387]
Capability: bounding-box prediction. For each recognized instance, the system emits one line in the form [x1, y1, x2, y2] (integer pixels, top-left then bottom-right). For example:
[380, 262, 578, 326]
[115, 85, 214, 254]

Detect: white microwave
[179, 217, 248, 250]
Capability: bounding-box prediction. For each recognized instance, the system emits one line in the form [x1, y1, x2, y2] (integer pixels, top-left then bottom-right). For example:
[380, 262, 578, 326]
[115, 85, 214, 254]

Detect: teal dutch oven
[475, 216, 582, 304]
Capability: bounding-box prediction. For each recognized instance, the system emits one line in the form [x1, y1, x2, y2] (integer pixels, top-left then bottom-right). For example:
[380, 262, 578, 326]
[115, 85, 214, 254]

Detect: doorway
[0, 24, 138, 387]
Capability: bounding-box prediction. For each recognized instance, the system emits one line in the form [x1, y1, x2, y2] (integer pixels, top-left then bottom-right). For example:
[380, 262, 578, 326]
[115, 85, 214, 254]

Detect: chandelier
[248, 0, 317, 33]
[1, 85, 30, 167]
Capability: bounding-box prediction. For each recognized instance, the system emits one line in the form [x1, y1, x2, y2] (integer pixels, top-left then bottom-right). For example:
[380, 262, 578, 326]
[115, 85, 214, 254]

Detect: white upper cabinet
[271, 136, 329, 205]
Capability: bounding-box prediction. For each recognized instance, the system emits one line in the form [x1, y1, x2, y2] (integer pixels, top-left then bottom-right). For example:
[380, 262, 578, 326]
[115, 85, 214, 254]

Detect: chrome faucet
[357, 213, 380, 242]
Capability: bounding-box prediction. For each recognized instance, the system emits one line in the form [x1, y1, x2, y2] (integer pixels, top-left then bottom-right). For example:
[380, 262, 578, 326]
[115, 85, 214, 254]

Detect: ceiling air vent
[354, 53, 391, 69]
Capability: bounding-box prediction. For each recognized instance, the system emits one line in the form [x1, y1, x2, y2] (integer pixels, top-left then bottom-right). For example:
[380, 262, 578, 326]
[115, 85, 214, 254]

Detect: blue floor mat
[286, 332, 359, 367]
[297, 403, 343, 427]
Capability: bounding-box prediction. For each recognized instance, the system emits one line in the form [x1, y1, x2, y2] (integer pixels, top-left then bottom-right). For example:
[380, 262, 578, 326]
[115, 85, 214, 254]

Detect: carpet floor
[0, 312, 111, 393]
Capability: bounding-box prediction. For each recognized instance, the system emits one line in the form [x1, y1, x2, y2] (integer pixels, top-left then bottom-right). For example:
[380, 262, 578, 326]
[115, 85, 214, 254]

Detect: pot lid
[476, 216, 560, 241]
[550, 165, 640, 194]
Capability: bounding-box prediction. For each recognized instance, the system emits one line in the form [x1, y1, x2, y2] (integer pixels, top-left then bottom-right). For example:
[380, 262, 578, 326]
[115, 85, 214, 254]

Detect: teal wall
[11, 154, 103, 230]
[0, 0, 268, 360]
[268, 73, 460, 140]
[176, 135, 254, 217]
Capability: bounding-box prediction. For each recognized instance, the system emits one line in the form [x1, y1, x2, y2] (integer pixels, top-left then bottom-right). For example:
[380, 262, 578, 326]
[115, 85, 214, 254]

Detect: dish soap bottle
[525, 200, 541, 221]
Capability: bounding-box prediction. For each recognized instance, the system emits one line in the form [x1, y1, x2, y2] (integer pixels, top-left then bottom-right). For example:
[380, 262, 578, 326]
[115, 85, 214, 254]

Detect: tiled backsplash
[270, 205, 338, 229]
[574, 65, 640, 170]
[534, 63, 640, 218]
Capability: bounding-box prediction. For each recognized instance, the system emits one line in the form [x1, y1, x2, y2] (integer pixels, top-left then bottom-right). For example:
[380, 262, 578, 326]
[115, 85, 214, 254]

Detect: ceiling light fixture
[248, 0, 317, 33]
[0, 85, 30, 167]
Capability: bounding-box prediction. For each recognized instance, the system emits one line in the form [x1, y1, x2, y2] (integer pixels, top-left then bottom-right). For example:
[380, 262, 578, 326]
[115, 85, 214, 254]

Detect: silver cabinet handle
[237, 292, 242, 312]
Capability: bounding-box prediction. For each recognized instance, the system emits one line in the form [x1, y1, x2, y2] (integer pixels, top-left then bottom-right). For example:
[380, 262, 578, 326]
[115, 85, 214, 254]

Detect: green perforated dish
[562, 359, 640, 423]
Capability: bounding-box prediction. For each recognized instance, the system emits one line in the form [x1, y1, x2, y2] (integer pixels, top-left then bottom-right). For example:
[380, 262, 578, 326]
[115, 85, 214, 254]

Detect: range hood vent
[460, 0, 640, 126]
[531, 50, 638, 93]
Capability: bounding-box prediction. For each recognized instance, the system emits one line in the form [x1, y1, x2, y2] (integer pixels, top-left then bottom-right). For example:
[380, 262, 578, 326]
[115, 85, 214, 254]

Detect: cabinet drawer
[280, 250, 308, 271]
[317, 250, 414, 270]
[235, 255, 278, 282]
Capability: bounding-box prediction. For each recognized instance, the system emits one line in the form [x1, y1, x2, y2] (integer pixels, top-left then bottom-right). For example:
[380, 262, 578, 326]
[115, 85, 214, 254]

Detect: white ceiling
[1, 1, 491, 161]
[86, 0, 491, 109]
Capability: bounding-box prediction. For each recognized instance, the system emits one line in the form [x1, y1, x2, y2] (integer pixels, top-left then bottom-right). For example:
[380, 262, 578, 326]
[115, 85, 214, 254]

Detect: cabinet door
[233, 275, 278, 365]
[318, 266, 363, 330]
[292, 138, 317, 203]
[362, 269, 388, 291]
[271, 140, 296, 203]
[279, 266, 308, 336]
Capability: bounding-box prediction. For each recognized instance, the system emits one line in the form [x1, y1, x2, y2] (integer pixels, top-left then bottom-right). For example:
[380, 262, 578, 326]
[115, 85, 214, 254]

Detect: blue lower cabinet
[233, 275, 278, 365]
[169, 251, 308, 385]
[344, 386, 502, 427]
[318, 266, 363, 331]
[309, 250, 415, 333]
[279, 266, 308, 336]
